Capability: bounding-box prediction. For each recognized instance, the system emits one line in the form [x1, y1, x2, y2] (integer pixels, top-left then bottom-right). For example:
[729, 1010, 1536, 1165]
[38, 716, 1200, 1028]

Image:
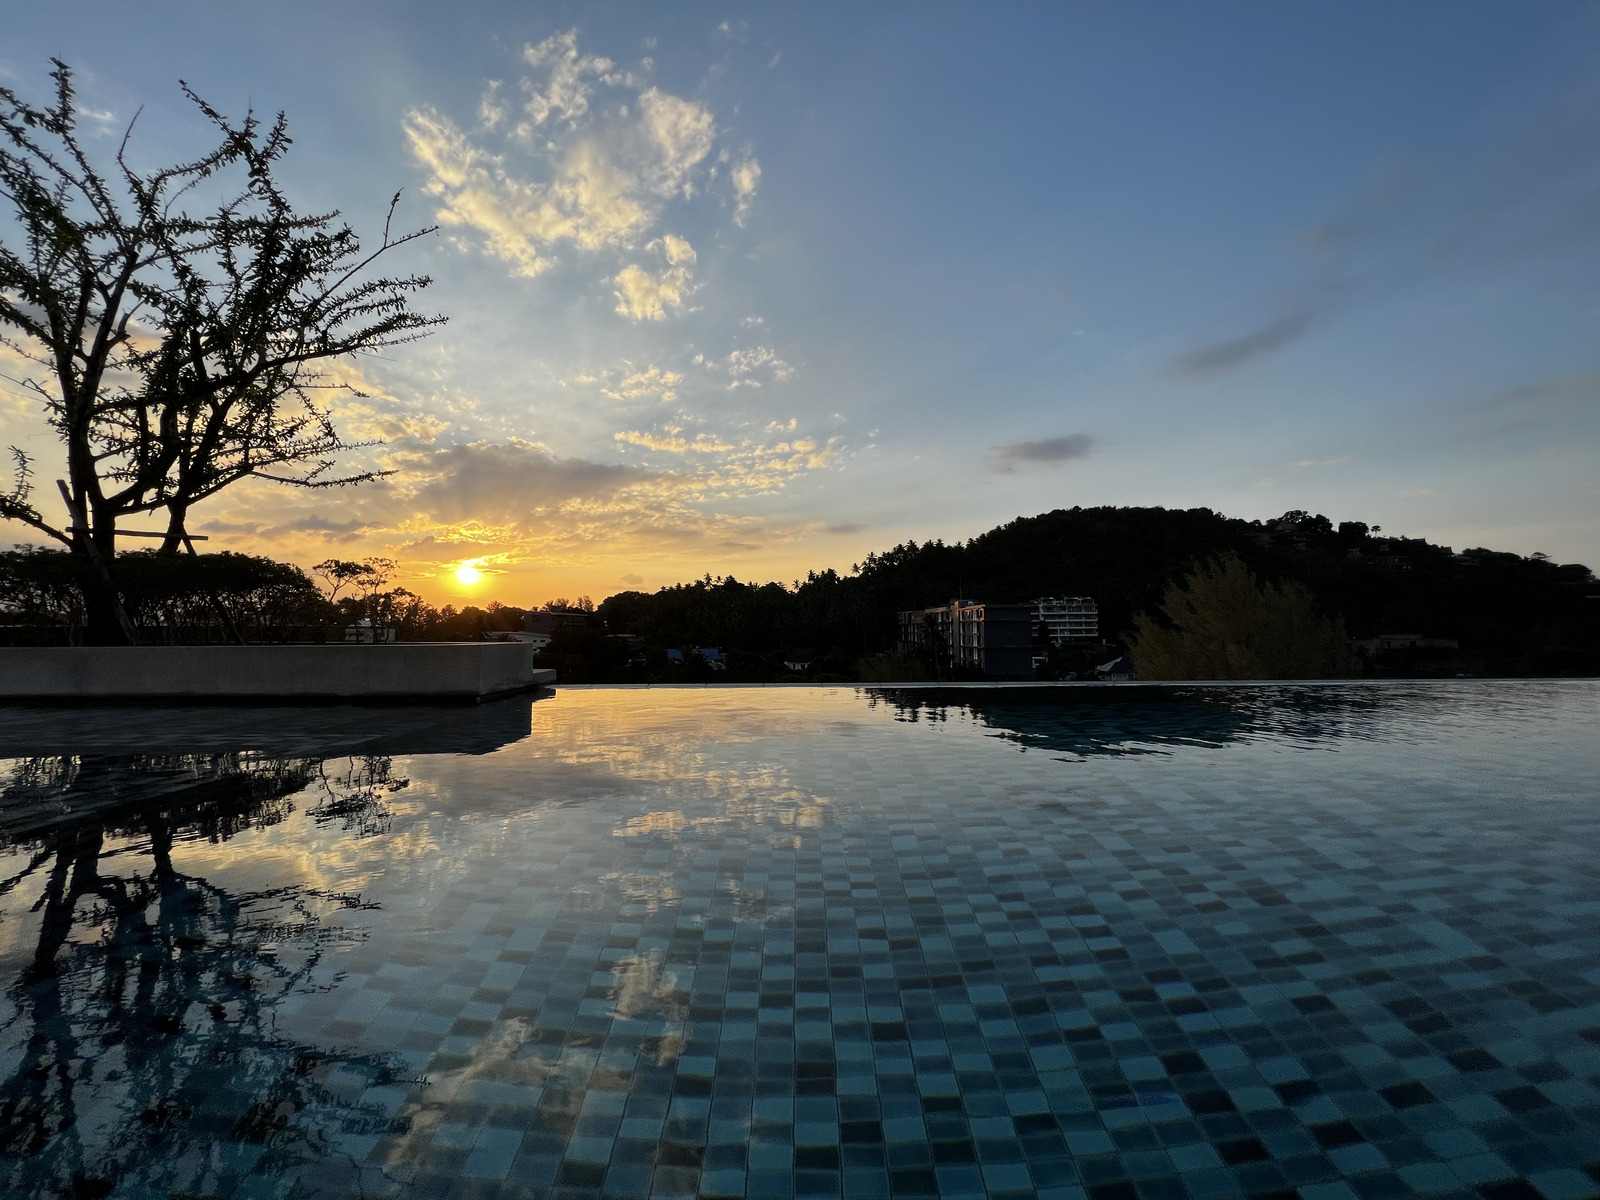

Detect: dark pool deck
[0, 682, 1596, 1200]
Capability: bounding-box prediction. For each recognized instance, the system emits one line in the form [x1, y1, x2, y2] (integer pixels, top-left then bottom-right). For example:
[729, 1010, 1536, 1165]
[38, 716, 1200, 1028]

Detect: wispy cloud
[614, 430, 734, 453]
[728, 153, 761, 225]
[600, 365, 684, 402]
[403, 29, 758, 301]
[721, 345, 793, 388]
[1168, 311, 1317, 379]
[987, 433, 1093, 473]
[1169, 84, 1600, 379]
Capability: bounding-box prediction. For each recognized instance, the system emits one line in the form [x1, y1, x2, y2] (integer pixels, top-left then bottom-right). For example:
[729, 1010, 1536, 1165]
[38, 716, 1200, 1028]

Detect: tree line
[5, 504, 1592, 675]
[0, 548, 528, 645]
[561, 506, 1598, 682]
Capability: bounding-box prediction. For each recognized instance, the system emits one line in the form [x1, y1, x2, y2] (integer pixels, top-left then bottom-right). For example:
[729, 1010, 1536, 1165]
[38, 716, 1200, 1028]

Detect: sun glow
[454, 563, 483, 585]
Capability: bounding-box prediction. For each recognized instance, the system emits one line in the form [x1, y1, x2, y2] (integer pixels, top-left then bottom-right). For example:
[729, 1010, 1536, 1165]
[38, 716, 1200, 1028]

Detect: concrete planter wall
[0, 643, 555, 702]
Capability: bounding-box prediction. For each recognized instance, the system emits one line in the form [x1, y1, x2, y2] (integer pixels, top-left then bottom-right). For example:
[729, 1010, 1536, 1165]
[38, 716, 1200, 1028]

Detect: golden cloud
[404, 30, 730, 296]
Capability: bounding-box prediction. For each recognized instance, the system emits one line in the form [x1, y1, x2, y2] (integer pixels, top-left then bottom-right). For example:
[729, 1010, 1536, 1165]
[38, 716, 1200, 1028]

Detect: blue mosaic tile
[0, 682, 1597, 1200]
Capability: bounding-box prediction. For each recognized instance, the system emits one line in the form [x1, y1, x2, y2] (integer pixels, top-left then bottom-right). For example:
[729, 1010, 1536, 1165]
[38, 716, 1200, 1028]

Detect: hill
[542, 506, 1600, 681]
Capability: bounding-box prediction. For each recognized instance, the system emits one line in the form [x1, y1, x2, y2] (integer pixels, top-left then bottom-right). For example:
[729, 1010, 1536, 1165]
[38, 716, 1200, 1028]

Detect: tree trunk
[78, 526, 133, 646]
[81, 577, 130, 645]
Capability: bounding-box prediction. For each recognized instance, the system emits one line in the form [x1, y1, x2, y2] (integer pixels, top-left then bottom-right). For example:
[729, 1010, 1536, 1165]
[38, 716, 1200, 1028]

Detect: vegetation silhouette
[584, 506, 1597, 681]
[0, 61, 442, 643]
[1128, 554, 1353, 680]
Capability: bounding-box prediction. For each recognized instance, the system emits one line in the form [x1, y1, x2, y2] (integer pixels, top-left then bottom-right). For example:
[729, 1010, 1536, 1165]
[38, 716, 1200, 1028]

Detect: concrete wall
[0, 643, 555, 702]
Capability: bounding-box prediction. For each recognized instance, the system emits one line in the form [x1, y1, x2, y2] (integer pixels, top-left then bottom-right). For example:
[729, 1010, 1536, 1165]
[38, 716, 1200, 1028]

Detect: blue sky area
[3, 3, 1597, 602]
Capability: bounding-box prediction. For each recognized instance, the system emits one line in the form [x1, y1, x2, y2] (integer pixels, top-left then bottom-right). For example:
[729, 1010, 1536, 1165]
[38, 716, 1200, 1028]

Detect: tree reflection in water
[0, 751, 410, 1199]
[867, 684, 1408, 758]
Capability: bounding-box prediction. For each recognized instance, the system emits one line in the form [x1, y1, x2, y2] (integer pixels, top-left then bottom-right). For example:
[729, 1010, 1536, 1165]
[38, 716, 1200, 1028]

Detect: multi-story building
[1033, 596, 1099, 644]
[897, 599, 1034, 676]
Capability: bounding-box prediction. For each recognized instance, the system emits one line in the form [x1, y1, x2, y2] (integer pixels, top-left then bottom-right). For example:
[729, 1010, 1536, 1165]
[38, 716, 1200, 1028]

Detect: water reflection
[0, 698, 543, 1200]
[866, 683, 1458, 758]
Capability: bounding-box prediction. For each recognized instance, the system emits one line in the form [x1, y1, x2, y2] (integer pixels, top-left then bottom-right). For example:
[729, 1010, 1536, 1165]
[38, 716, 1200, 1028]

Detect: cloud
[614, 262, 693, 320]
[1170, 85, 1600, 379]
[196, 519, 262, 535]
[1443, 371, 1600, 445]
[402, 439, 643, 523]
[730, 155, 761, 225]
[404, 30, 739, 299]
[612, 422, 840, 490]
[165, 425, 846, 601]
[261, 514, 371, 539]
[601, 365, 685, 402]
[637, 89, 716, 197]
[723, 345, 793, 387]
[660, 234, 696, 266]
[520, 29, 621, 128]
[1167, 311, 1316, 378]
[987, 433, 1093, 473]
[364, 437, 835, 571]
[614, 430, 734, 454]
[620, 572, 644, 586]
[403, 108, 575, 276]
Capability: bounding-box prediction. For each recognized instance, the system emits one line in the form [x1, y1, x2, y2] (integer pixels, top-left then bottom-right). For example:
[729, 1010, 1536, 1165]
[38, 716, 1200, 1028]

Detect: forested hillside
[570, 507, 1598, 681]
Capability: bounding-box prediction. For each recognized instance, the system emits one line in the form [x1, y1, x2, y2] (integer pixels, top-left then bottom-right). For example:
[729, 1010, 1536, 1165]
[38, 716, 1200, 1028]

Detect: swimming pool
[1, 683, 1596, 1200]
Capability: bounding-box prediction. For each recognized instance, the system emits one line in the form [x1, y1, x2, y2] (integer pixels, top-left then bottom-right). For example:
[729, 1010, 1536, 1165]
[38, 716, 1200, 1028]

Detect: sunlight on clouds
[404, 29, 745, 302]
[403, 108, 568, 276]
[637, 89, 716, 198]
[601, 365, 684, 402]
[724, 345, 793, 387]
[614, 261, 694, 321]
[612, 424, 839, 492]
[0, 342, 41, 423]
[321, 358, 453, 447]
[660, 234, 696, 266]
[614, 430, 735, 453]
[730, 155, 761, 225]
[519, 29, 624, 128]
[612, 234, 698, 320]
[155, 421, 849, 602]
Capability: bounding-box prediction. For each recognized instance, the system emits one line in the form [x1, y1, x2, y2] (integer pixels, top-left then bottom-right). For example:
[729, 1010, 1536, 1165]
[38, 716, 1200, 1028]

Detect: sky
[3, 2, 1599, 606]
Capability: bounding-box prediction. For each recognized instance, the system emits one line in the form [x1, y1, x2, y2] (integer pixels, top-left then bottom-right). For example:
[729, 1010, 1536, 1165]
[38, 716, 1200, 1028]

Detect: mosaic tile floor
[0, 682, 1597, 1200]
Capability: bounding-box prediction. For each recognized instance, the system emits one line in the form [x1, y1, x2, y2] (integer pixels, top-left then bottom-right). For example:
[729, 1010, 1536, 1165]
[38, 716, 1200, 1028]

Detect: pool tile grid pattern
[279, 721, 1600, 1200]
[2, 684, 1598, 1200]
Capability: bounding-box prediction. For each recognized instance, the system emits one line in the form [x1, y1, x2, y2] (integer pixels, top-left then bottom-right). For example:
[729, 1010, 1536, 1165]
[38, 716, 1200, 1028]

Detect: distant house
[696, 647, 728, 671]
[1033, 596, 1099, 644]
[897, 599, 1034, 677]
[783, 649, 815, 672]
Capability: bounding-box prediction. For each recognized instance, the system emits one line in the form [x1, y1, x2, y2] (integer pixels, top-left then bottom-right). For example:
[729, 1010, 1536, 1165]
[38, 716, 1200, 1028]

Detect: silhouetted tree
[0, 61, 442, 642]
[1128, 554, 1352, 679]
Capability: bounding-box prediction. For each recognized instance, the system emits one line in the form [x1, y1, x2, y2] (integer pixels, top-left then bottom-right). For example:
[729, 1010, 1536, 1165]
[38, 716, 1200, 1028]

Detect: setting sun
[454, 564, 482, 585]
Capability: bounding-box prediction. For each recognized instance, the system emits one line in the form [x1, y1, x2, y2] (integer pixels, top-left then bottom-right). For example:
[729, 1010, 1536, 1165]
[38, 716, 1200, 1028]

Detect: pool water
[0, 683, 1597, 1200]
